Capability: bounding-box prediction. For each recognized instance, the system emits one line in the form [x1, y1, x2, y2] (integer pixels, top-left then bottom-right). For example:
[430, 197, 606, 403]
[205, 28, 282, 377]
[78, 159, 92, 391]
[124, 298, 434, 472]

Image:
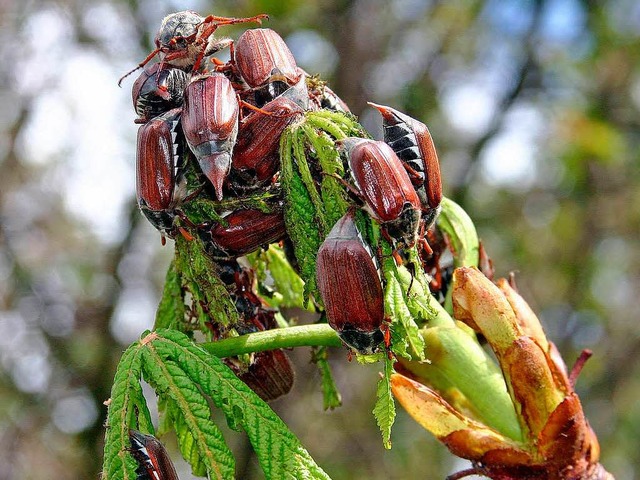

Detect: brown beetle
[230, 96, 305, 189]
[232, 28, 309, 108]
[136, 108, 185, 237]
[118, 11, 267, 85]
[129, 429, 179, 480]
[369, 102, 442, 227]
[131, 63, 189, 124]
[339, 138, 422, 248]
[316, 211, 385, 354]
[217, 260, 295, 401]
[182, 73, 239, 200]
[201, 207, 287, 259]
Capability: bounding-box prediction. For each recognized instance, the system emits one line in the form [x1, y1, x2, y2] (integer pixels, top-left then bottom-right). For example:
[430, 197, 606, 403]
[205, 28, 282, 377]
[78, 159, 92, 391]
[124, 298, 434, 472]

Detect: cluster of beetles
[123, 9, 447, 477]
[128, 8, 445, 369]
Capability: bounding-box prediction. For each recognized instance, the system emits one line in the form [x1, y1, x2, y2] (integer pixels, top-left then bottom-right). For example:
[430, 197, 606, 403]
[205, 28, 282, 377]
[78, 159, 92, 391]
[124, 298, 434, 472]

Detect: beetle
[129, 429, 179, 480]
[200, 207, 287, 259]
[369, 102, 442, 228]
[136, 108, 186, 237]
[118, 11, 268, 85]
[181, 73, 239, 200]
[215, 259, 295, 401]
[231, 28, 309, 109]
[230, 95, 305, 189]
[131, 63, 189, 124]
[338, 138, 422, 248]
[316, 211, 385, 354]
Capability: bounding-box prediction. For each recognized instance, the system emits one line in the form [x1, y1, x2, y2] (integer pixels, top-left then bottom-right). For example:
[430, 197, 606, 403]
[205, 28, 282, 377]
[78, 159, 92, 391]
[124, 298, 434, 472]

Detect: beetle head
[155, 11, 203, 50]
[339, 327, 384, 355]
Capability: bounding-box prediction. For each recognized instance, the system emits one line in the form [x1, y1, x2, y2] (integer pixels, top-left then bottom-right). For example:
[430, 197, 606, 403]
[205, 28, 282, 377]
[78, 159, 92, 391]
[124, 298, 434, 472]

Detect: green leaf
[174, 235, 239, 332]
[102, 343, 148, 480]
[252, 245, 308, 310]
[158, 395, 208, 477]
[149, 329, 332, 480]
[141, 346, 235, 480]
[280, 125, 322, 299]
[437, 197, 479, 269]
[301, 124, 349, 228]
[384, 271, 425, 360]
[380, 244, 425, 361]
[373, 357, 396, 449]
[312, 346, 342, 410]
[395, 254, 455, 329]
[154, 259, 185, 330]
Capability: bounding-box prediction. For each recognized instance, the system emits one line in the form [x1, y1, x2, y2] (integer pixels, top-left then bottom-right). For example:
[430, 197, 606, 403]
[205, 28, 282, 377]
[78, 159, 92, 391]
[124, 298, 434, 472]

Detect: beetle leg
[238, 99, 298, 119]
[321, 171, 364, 204]
[177, 226, 195, 241]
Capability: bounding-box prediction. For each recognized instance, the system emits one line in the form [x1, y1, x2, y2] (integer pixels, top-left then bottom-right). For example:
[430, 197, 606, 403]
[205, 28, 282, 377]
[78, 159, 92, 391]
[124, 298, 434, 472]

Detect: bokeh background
[1, 0, 639, 478]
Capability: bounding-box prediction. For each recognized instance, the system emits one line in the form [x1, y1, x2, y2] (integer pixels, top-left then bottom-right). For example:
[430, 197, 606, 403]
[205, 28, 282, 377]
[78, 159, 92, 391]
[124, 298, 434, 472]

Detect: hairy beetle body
[316, 211, 384, 354]
[182, 74, 239, 199]
[118, 11, 267, 86]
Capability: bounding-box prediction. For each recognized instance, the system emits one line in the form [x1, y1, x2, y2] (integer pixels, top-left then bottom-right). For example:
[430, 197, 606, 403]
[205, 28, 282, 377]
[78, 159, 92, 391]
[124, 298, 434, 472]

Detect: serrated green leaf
[292, 130, 328, 234]
[181, 197, 225, 225]
[380, 245, 425, 360]
[312, 347, 342, 410]
[141, 339, 236, 480]
[149, 329, 331, 480]
[384, 271, 424, 360]
[280, 126, 322, 299]
[174, 235, 238, 331]
[394, 256, 456, 329]
[301, 124, 349, 229]
[158, 395, 208, 477]
[102, 343, 148, 480]
[373, 357, 396, 449]
[255, 245, 308, 310]
[155, 259, 185, 330]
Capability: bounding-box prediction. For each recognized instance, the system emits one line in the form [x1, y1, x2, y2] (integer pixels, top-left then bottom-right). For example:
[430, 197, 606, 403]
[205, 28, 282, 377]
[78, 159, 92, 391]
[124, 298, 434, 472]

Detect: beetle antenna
[118, 65, 142, 87]
[118, 47, 162, 87]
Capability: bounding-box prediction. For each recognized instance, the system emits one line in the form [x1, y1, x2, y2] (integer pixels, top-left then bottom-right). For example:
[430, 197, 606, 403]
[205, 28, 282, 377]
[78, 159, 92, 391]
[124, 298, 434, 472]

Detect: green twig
[201, 325, 343, 358]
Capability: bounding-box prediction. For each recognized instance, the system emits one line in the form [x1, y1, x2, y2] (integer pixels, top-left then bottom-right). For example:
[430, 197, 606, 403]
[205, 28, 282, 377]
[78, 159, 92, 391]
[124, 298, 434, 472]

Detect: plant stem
[201, 324, 343, 358]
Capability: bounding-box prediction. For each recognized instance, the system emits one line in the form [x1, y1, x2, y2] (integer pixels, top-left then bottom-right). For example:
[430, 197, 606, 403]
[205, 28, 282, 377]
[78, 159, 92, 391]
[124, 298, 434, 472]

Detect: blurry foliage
[0, 0, 639, 478]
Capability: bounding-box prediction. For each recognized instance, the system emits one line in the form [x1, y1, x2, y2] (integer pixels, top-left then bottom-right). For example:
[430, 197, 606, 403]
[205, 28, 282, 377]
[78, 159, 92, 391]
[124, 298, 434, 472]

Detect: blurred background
[1, 0, 639, 478]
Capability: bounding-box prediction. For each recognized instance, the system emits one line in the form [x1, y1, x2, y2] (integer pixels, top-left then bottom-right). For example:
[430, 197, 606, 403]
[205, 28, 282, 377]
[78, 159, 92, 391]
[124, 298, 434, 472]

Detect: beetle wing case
[182, 74, 239, 199]
[129, 429, 179, 480]
[316, 212, 384, 354]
